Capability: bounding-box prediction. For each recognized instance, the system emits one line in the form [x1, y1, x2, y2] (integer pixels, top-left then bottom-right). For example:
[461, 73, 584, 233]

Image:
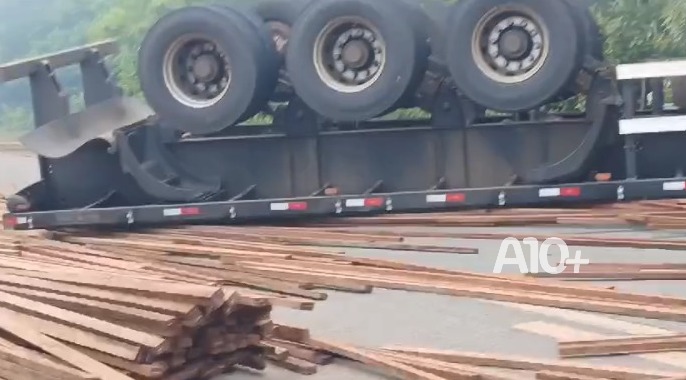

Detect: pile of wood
[301, 198, 686, 229]
[2, 215, 686, 378]
[43, 227, 686, 324]
[0, 231, 284, 379]
[0, 225, 486, 378]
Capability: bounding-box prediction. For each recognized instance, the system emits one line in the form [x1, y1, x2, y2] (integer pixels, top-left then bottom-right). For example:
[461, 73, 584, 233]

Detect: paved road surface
[0, 150, 37, 196]
[2, 149, 686, 379]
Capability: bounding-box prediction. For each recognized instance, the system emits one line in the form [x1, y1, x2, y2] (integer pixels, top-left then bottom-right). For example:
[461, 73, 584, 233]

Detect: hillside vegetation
[0, 0, 685, 136]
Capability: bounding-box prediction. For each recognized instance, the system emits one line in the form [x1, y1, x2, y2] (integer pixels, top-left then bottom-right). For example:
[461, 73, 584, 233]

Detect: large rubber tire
[255, 0, 313, 57]
[555, 0, 604, 101]
[397, 0, 448, 67]
[138, 6, 274, 135]
[564, 0, 604, 63]
[286, 0, 429, 122]
[445, 0, 582, 112]
[386, 0, 431, 109]
[253, 0, 313, 102]
[212, 4, 280, 120]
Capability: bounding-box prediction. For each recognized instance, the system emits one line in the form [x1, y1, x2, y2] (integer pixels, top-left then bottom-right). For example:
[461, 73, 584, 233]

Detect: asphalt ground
[2, 149, 686, 379]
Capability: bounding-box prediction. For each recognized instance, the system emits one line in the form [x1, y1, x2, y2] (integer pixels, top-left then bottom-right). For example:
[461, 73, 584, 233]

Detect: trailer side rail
[5, 176, 686, 230]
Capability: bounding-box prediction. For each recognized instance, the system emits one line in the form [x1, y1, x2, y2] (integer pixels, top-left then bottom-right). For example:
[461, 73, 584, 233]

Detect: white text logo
[493, 237, 590, 275]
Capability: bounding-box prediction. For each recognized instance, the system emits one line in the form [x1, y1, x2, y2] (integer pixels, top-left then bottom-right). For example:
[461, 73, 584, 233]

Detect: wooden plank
[69, 344, 168, 378]
[0, 341, 93, 379]
[267, 339, 333, 365]
[374, 350, 499, 380]
[273, 325, 311, 343]
[382, 348, 684, 379]
[559, 334, 686, 358]
[0, 268, 222, 301]
[239, 265, 686, 322]
[497, 303, 686, 369]
[0, 316, 135, 380]
[0, 273, 197, 315]
[515, 321, 686, 368]
[0, 290, 165, 348]
[0, 307, 142, 361]
[308, 339, 448, 380]
[0, 283, 178, 328]
[269, 356, 318, 375]
[536, 371, 612, 380]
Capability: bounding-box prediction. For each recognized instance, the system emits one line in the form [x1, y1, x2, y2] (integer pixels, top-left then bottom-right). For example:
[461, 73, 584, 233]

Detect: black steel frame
[5, 176, 686, 230]
[4, 41, 686, 231]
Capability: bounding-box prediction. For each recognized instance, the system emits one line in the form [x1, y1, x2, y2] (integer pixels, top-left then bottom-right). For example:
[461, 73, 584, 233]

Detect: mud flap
[521, 75, 620, 184]
[19, 97, 155, 158]
[115, 125, 223, 203]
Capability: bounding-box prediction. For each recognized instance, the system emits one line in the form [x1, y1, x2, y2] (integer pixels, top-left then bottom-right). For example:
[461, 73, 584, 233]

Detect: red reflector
[289, 202, 308, 211]
[446, 193, 466, 203]
[2, 216, 17, 230]
[560, 187, 581, 197]
[181, 207, 201, 216]
[364, 198, 385, 208]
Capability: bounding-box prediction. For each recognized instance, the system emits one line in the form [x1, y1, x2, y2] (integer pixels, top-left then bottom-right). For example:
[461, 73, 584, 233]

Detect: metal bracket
[274, 97, 321, 137]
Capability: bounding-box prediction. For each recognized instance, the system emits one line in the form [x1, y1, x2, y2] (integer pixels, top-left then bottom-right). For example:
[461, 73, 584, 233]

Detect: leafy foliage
[2, 0, 686, 133]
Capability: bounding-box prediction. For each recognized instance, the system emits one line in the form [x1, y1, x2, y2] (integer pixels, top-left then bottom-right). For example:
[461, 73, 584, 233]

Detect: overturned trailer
[3, 0, 686, 230]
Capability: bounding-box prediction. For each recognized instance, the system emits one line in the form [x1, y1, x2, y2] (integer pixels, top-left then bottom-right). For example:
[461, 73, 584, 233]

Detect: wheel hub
[314, 18, 387, 93]
[474, 9, 549, 84]
[163, 37, 232, 108]
[192, 54, 220, 81]
[341, 39, 371, 68]
[499, 28, 530, 60]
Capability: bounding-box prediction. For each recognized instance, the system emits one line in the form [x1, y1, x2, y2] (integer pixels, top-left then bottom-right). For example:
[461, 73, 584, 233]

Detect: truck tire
[211, 4, 281, 120]
[389, 0, 432, 109]
[254, 0, 313, 102]
[256, 0, 313, 57]
[554, 0, 604, 101]
[138, 6, 274, 135]
[286, 0, 429, 122]
[564, 0, 604, 63]
[396, 0, 447, 67]
[445, 0, 581, 112]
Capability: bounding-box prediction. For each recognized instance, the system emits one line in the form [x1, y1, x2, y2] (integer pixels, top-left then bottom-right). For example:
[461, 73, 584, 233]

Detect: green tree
[4, 0, 686, 135]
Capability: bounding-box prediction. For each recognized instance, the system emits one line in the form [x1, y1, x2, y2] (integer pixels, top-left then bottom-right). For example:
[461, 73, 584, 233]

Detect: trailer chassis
[3, 42, 686, 231]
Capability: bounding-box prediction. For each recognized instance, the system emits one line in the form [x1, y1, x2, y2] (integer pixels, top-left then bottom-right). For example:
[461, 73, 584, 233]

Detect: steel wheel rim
[163, 35, 232, 109]
[471, 5, 550, 84]
[313, 16, 387, 94]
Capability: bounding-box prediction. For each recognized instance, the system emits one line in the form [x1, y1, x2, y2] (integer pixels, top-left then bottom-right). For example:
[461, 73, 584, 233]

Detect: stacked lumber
[0, 233, 284, 379]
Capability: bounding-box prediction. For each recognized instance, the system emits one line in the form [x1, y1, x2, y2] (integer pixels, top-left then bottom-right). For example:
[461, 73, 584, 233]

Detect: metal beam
[0, 39, 119, 83]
